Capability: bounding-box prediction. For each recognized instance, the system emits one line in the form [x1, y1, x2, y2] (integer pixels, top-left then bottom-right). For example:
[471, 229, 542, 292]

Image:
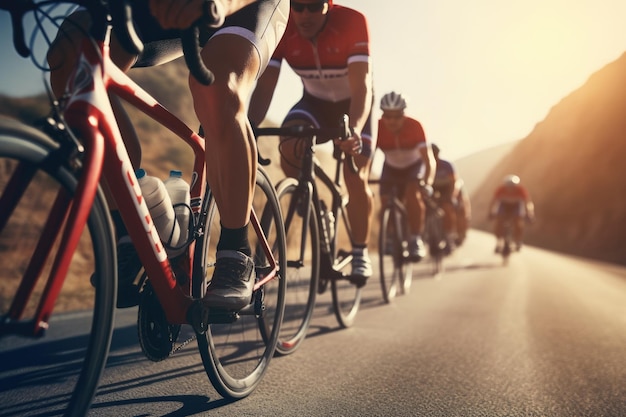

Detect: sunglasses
[291, 1, 327, 13]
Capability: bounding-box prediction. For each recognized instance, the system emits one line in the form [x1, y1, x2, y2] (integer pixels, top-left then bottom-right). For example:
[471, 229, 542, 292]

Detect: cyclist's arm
[248, 63, 281, 127]
[347, 60, 373, 136]
[419, 144, 436, 186]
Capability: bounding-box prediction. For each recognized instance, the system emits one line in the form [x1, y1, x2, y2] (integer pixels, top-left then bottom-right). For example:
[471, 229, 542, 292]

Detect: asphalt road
[2, 230, 626, 416]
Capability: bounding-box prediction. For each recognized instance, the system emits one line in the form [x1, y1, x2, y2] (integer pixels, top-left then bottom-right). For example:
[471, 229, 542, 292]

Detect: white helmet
[380, 91, 407, 111]
[503, 174, 520, 186]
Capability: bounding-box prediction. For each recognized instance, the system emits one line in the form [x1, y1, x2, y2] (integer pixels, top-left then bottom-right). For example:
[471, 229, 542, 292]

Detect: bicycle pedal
[187, 301, 240, 333]
[187, 300, 209, 334]
[209, 309, 240, 324]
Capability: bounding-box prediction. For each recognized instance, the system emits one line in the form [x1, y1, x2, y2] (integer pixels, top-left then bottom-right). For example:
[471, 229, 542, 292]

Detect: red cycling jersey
[377, 117, 427, 169]
[269, 5, 370, 102]
[493, 184, 530, 204]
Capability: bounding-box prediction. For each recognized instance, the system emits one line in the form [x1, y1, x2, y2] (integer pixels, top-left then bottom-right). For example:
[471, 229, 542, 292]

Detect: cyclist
[248, 0, 375, 287]
[47, 0, 289, 310]
[454, 179, 471, 246]
[488, 174, 535, 253]
[430, 143, 460, 253]
[376, 91, 436, 262]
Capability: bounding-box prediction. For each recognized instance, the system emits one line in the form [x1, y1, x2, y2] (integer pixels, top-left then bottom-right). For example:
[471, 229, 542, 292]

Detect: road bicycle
[369, 178, 413, 303]
[497, 217, 528, 266]
[423, 189, 447, 275]
[0, 1, 286, 414]
[254, 119, 363, 350]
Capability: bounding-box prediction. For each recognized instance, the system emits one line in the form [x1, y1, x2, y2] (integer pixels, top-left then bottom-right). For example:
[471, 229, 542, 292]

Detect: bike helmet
[503, 174, 520, 186]
[380, 91, 407, 111]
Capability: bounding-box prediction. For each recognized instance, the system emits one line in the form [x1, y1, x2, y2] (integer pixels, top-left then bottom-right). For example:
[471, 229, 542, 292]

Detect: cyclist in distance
[431, 143, 461, 253]
[47, 0, 290, 310]
[454, 179, 471, 247]
[247, 0, 375, 286]
[376, 91, 436, 262]
[488, 174, 535, 253]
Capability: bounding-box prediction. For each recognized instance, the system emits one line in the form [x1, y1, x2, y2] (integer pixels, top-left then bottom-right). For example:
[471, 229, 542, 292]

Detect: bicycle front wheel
[0, 117, 116, 416]
[329, 205, 362, 328]
[273, 177, 319, 355]
[194, 167, 286, 399]
[378, 206, 400, 303]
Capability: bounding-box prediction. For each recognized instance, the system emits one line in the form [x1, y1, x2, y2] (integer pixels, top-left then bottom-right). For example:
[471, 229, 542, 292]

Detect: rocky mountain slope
[467, 52, 626, 265]
[3, 51, 626, 266]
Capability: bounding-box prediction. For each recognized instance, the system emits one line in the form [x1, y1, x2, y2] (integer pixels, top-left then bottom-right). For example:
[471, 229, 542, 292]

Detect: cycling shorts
[131, 0, 288, 75]
[283, 92, 374, 158]
[496, 201, 525, 218]
[379, 161, 423, 197]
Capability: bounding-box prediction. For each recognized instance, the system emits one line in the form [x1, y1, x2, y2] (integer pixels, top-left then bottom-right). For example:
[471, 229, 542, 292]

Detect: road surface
[2, 230, 625, 416]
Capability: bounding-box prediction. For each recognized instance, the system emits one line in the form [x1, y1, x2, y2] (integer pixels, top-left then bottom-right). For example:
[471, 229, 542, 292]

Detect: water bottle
[136, 169, 180, 256]
[164, 170, 191, 254]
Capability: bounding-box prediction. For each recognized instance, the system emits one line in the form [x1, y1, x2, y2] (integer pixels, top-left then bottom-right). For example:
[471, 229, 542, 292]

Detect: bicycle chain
[170, 333, 197, 356]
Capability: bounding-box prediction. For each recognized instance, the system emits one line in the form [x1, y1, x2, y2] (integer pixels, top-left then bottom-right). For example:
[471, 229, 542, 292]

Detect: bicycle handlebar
[253, 114, 358, 173]
[0, 0, 215, 86]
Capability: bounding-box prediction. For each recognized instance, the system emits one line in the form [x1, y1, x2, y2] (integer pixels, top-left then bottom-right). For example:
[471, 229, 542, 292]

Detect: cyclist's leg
[47, 10, 141, 169]
[513, 216, 525, 250]
[439, 186, 458, 251]
[403, 162, 427, 260]
[278, 97, 321, 178]
[194, 0, 288, 310]
[494, 210, 507, 253]
[344, 150, 374, 272]
[342, 120, 375, 282]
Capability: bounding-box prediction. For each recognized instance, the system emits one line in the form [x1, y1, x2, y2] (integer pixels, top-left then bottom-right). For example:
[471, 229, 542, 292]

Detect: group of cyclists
[47, 0, 534, 310]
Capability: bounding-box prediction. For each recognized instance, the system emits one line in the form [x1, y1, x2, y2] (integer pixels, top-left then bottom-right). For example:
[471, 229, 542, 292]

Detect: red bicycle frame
[8, 25, 278, 332]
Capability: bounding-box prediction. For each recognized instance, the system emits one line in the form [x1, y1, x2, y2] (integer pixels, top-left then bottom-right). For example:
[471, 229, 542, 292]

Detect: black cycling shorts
[283, 92, 374, 158]
[130, 0, 288, 71]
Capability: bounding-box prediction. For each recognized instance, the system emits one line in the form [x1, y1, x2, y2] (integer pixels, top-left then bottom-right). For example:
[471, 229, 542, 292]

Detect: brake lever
[109, 0, 143, 56]
[181, 25, 214, 86]
[338, 114, 359, 174]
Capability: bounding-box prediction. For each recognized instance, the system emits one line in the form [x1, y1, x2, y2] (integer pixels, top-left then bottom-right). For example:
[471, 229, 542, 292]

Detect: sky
[2, 1, 626, 161]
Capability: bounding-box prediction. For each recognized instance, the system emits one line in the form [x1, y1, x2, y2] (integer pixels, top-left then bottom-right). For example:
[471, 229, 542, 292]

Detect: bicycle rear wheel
[0, 118, 116, 416]
[273, 177, 319, 355]
[329, 205, 361, 328]
[194, 167, 286, 399]
[425, 210, 444, 276]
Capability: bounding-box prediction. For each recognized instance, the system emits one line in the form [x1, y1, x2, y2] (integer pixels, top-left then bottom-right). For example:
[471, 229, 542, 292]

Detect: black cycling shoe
[201, 250, 255, 311]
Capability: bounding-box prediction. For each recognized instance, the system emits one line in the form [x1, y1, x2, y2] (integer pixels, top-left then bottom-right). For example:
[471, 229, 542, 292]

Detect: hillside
[3, 52, 626, 268]
[469, 52, 626, 265]
[0, 58, 286, 182]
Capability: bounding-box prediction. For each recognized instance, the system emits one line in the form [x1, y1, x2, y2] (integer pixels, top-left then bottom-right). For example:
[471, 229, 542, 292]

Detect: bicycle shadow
[90, 395, 233, 416]
[0, 317, 151, 416]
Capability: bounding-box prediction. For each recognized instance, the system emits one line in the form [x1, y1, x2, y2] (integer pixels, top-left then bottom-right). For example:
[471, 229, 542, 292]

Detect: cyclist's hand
[150, 0, 225, 30]
[334, 130, 362, 156]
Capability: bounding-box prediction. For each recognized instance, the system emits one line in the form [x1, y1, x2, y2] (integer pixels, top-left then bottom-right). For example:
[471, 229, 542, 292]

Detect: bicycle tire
[378, 206, 399, 303]
[194, 166, 286, 399]
[426, 211, 444, 276]
[272, 177, 319, 355]
[0, 117, 116, 416]
[330, 205, 362, 328]
[396, 207, 413, 295]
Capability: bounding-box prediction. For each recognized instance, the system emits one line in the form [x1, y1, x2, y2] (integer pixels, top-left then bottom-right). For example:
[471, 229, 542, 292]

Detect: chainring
[137, 281, 181, 362]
